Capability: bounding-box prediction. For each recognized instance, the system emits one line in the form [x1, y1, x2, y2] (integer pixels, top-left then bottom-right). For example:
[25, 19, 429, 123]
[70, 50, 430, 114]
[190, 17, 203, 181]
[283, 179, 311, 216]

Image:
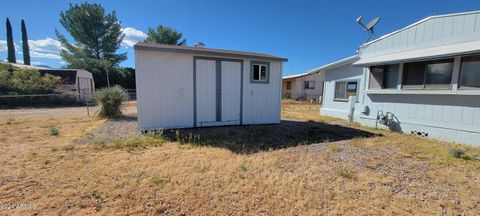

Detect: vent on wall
[411, 130, 429, 137]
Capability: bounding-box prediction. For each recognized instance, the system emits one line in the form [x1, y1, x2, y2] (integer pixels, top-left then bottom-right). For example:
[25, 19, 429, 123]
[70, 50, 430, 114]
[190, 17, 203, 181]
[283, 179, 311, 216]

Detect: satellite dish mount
[356, 16, 381, 44]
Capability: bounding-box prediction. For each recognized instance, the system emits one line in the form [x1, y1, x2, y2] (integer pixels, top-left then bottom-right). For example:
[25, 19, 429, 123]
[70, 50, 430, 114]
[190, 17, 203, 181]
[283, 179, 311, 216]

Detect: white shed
[134, 43, 287, 130]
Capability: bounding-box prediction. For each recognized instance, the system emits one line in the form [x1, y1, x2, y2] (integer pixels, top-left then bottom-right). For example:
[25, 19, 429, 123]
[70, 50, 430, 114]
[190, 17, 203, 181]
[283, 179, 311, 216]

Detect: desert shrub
[49, 126, 60, 136]
[93, 86, 128, 118]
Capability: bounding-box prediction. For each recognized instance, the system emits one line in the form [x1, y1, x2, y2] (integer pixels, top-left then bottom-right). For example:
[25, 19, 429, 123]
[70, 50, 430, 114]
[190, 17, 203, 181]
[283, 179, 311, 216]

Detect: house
[134, 42, 287, 130]
[310, 55, 363, 118]
[39, 69, 95, 100]
[319, 11, 480, 146]
[282, 72, 324, 101]
[4, 62, 95, 100]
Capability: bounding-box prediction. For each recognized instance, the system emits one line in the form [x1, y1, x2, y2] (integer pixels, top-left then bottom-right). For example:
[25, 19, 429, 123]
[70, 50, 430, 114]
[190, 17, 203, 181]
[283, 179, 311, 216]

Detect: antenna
[356, 16, 381, 44]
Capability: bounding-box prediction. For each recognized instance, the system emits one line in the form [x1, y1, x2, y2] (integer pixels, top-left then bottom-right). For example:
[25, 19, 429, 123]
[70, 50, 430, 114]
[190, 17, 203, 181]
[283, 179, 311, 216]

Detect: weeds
[62, 145, 75, 151]
[49, 126, 60, 136]
[151, 175, 170, 186]
[239, 164, 248, 172]
[337, 165, 355, 179]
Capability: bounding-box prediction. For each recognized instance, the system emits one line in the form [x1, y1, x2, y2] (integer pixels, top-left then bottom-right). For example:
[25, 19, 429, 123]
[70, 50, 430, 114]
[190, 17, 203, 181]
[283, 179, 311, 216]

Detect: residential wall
[282, 73, 324, 101]
[320, 64, 365, 119]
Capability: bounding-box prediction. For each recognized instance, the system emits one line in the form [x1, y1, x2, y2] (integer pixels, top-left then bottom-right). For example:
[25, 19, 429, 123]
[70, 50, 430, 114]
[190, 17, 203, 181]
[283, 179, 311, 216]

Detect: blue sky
[0, 0, 478, 75]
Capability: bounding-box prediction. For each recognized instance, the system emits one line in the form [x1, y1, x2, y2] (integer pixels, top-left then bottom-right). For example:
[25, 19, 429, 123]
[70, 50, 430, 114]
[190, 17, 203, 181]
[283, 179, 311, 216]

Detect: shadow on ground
[164, 120, 379, 154]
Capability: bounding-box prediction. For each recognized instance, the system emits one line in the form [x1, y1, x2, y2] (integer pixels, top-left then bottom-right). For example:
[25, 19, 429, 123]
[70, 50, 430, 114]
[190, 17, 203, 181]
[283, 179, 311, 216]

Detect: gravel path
[75, 115, 140, 144]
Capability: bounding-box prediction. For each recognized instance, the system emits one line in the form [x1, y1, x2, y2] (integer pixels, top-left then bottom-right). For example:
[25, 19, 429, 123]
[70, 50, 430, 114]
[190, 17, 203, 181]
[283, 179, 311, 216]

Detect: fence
[0, 93, 89, 108]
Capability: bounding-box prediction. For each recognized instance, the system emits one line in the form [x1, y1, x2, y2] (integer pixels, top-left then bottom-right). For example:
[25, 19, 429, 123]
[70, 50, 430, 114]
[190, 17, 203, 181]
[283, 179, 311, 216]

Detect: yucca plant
[93, 86, 128, 118]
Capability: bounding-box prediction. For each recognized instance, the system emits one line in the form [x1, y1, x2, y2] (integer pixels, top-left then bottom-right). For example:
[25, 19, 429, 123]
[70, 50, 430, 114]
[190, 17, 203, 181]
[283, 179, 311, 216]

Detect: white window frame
[251, 61, 270, 83]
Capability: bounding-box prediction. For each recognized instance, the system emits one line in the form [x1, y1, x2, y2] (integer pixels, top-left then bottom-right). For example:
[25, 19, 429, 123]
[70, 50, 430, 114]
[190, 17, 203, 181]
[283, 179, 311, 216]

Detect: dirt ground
[0, 100, 479, 215]
[0, 101, 137, 119]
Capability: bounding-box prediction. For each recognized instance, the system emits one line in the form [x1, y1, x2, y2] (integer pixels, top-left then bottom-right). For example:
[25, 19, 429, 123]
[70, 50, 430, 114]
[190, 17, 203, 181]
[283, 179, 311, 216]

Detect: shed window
[286, 81, 292, 90]
[251, 62, 269, 83]
[335, 81, 358, 101]
[369, 64, 399, 89]
[459, 55, 480, 89]
[304, 81, 315, 89]
[402, 59, 453, 89]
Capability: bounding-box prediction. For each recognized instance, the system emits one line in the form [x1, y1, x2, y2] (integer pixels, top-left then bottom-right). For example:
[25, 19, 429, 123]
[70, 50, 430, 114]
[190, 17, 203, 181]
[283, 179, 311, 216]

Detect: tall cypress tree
[21, 19, 30, 65]
[6, 18, 16, 63]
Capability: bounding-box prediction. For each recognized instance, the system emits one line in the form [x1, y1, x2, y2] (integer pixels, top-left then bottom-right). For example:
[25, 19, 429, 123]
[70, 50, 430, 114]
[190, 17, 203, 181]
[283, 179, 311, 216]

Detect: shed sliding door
[195, 58, 242, 127]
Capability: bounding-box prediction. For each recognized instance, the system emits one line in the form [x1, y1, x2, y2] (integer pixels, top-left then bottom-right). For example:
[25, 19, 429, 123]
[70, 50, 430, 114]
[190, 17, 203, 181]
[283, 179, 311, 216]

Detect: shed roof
[134, 42, 288, 62]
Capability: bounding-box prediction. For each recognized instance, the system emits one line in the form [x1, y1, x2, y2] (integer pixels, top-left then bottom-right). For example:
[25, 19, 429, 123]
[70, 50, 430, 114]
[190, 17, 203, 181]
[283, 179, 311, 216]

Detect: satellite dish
[356, 16, 381, 44]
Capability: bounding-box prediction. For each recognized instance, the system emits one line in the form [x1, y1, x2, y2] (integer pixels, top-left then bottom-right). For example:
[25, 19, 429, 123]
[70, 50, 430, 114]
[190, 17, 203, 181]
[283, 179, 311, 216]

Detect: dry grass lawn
[1, 100, 480, 215]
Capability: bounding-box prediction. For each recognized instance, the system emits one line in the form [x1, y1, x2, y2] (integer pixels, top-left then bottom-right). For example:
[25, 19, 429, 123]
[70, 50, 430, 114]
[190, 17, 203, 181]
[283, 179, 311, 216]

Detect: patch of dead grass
[0, 101, 479, 215]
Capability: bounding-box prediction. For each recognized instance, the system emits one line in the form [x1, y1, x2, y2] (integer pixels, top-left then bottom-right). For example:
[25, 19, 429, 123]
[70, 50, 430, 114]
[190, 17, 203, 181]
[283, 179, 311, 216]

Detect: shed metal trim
[135, 43, 288, 62]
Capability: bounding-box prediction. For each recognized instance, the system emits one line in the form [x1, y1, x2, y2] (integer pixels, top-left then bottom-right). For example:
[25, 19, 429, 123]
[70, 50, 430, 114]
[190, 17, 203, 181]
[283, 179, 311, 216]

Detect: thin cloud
[122, 27, 147, 47]
[0, 40, 19, 52]
[30, 50, 61, 59]
[28, 37, 62, 55]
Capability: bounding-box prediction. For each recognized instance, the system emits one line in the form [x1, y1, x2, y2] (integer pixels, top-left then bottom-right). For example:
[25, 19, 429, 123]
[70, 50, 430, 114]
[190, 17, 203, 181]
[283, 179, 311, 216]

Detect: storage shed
[134, 43, 287, 130]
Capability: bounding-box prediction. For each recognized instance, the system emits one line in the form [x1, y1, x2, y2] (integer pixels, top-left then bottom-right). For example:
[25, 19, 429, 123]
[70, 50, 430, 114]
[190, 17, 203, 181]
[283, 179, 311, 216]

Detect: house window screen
[304, 81, 315, 89]
[335, 81, 358, 101]
[459, 55, 480, 89]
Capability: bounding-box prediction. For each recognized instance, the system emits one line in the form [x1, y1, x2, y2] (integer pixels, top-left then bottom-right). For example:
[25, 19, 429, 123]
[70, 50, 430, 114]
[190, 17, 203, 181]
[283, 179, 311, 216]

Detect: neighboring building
[39, 69, 95, 100]
[282, 72, 324, 101]
[134, 42, 287, 130]
[4, 62, 95, 100]
[319, 11, 480, 146]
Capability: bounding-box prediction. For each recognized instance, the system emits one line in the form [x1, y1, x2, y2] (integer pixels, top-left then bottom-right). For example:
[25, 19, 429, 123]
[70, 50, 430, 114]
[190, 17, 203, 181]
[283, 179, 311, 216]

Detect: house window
[304, 81, 315, 89]
[251, 62, 269, 83]
[402, 59, 453, 89]
[335, 81, 358, 101]
[369, 64, 399, 89]
[459, 55, 480, 89]
[286, 81, 292, 90]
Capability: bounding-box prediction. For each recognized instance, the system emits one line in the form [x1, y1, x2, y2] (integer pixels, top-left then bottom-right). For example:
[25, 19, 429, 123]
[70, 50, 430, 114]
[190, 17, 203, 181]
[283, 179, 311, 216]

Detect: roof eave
[134, 43, 288, 62]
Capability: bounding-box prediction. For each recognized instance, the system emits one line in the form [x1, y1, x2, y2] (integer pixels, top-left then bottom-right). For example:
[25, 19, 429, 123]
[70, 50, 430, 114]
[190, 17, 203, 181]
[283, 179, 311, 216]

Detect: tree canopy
[6, 18, 16, 63]
[56, 2, 126, 87]
[144, 25, 186, 45]
[21, 19, 31, 65]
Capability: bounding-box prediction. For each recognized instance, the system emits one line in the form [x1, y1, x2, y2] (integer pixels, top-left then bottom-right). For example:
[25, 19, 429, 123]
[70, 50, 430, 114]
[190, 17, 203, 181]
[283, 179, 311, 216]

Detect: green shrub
[93, 86, 128, 118]
[49, 126, 60, 136]
[448, 148, 465, 159]
[0, 66, 61, 95]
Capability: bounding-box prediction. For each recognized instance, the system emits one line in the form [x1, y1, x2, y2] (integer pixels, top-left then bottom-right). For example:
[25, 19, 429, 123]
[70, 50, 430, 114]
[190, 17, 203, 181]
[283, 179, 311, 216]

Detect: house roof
[134, 42, 288, 62]
[283, 72, 310, 79]
[354, 40, 480, 66]
[308, 55, 359, 73]
[360, 10, 480, 48]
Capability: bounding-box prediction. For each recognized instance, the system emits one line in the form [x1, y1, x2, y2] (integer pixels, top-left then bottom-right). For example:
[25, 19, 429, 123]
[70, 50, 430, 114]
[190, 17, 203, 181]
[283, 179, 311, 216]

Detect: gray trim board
[193, 56, 244, 127]
[216, 60, 222, 121]
[250, 61, 270, 84]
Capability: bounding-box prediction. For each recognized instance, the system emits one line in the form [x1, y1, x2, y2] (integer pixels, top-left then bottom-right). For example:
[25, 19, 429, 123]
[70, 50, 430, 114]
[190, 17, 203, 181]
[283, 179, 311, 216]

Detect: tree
[56, 2, 126, 88]
[6, 18, 16, 63]
[144, 25, 186, 45]
[21, 19, 31, 65]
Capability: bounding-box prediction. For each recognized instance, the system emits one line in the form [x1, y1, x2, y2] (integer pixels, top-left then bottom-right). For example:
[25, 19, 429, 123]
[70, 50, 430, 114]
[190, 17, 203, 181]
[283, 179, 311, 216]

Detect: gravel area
[75, 115, 140, 144]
